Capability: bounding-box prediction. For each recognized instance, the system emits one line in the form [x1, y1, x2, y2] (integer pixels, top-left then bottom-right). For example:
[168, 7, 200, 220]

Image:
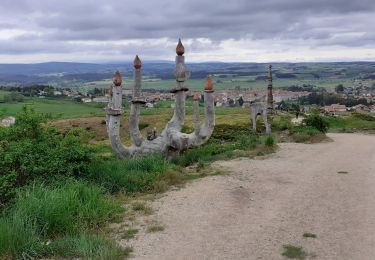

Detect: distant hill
[0, 61, 374, 88]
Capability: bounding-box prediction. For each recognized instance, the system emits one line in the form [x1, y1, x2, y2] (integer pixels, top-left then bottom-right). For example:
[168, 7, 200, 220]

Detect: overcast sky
[0, 0, 374, 63]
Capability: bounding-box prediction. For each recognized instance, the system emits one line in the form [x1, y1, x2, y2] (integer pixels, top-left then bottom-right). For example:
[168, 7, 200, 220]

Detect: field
[0, 98, 105, 118]
[1, 62, 374, 93]
[81, 75, 375, 93]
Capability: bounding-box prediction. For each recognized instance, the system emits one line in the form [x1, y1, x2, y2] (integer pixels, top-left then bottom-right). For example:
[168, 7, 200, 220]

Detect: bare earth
[129, 133, 375, 260]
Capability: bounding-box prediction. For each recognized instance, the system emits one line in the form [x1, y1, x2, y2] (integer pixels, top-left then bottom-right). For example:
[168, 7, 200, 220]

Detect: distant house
[324, 104, 346, 113]
[93, 97, 109, 103]
[53, 91, 62, 96]
[370, 105, 375, 113]
[81, 98, 92, 103]
[0, 116, 16, 127]
[353, 104, 370, 112]
[145, 102, 154, 108]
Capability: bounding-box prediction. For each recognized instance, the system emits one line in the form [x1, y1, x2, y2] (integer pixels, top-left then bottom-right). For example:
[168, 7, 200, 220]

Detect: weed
[147, 224, 165, 233]
[132, 202, 153, 215]
[265, 135, 275, 146]
[303, 232, 317, 238]
[47, 233, 132, 259]
[121, 229, 139, 240]
[282, 245, 307, 259]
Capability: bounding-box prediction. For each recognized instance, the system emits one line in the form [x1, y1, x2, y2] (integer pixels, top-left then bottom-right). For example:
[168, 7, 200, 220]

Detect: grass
[171, 123, 262, 167]
[85, 154, 173, 194]
[282, 245, 308, 259]
[303, 232, 317, 238]
[121, 228, 139, 240]
[326, 113, 375, 133]
[132, 202, 153, 215]
[288, 126, 327, 143]
[0, 98, 104, 118]
[0, 180, 124, 259]
[265, 135, 275, 146]
[47, 233, 132, 259]
[147, 224, 165, 233]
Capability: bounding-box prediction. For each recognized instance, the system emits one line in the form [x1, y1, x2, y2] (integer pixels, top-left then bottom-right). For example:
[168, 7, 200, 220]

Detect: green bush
[302, 113, 329, 133]
[265, 135, 275, 146]
[0, 108, 92, 206]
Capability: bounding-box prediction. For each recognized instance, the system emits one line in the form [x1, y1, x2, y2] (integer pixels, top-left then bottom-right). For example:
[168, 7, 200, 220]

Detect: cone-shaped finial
[204, 75, 214, 92]
[113, 71, 122, 86]
[193, 92, 201, 100]
[176, 38, 185, 56]
[134, 55, 142, 69]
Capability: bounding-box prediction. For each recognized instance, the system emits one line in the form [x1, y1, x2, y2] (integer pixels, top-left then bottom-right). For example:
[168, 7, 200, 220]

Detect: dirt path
[128, 134, 375, 260]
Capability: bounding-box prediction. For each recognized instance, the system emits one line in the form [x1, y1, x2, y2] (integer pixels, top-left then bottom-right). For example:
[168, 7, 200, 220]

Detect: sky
[0, 0, 374, 63]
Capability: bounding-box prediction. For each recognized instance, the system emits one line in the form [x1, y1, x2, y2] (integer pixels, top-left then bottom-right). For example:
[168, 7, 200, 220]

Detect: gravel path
[129, 134, 375, 260]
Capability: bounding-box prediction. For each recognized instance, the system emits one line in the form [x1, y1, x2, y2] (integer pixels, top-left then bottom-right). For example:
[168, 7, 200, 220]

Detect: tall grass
[0, 180, 124, 259]
[171, 131, 261, 167]
[47, 233, 131, 259]
[85, 154, 171, 194]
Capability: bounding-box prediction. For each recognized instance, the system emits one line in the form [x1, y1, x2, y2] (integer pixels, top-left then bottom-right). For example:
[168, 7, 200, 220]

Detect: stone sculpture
[106, 39, 215, 158]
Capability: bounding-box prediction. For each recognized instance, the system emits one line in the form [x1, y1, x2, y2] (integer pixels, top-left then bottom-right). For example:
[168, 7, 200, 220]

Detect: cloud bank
[0, 0, 374, 62]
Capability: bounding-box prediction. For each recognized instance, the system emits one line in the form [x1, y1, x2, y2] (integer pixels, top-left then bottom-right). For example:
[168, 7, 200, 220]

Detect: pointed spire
[204, 75, 214, 92]
[176, 38, 185, 56]
[113, 71, 122, 86]
[134, 55, 142, 70]
[193, 92, 201, 100]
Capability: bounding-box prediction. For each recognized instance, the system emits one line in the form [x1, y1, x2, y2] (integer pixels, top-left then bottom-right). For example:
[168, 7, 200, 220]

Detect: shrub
[302, 113, 329, 133]
[265, 135, 275, 146]
[0, 108, 92, 206]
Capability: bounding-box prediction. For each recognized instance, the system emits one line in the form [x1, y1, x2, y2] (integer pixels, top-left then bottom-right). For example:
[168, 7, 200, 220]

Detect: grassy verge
[326, 113, 375, 133]
[0, 180, 126, 259]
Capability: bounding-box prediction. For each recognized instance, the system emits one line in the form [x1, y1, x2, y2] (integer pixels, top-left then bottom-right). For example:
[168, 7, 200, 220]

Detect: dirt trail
[128, 134, 375, 260]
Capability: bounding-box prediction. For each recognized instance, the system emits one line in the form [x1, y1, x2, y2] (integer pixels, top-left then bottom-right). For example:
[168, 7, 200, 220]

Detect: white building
[0, 116, 16, 127]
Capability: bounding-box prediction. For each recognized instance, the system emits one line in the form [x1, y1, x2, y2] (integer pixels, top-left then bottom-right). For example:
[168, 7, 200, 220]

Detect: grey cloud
[0, 0, 374, 60]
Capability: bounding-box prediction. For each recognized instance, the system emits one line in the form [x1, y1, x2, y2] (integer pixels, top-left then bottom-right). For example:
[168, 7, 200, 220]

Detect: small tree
[335, 84, 344, 93]
[238, 96, 244, 107]
[303, 113, 329, 133]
